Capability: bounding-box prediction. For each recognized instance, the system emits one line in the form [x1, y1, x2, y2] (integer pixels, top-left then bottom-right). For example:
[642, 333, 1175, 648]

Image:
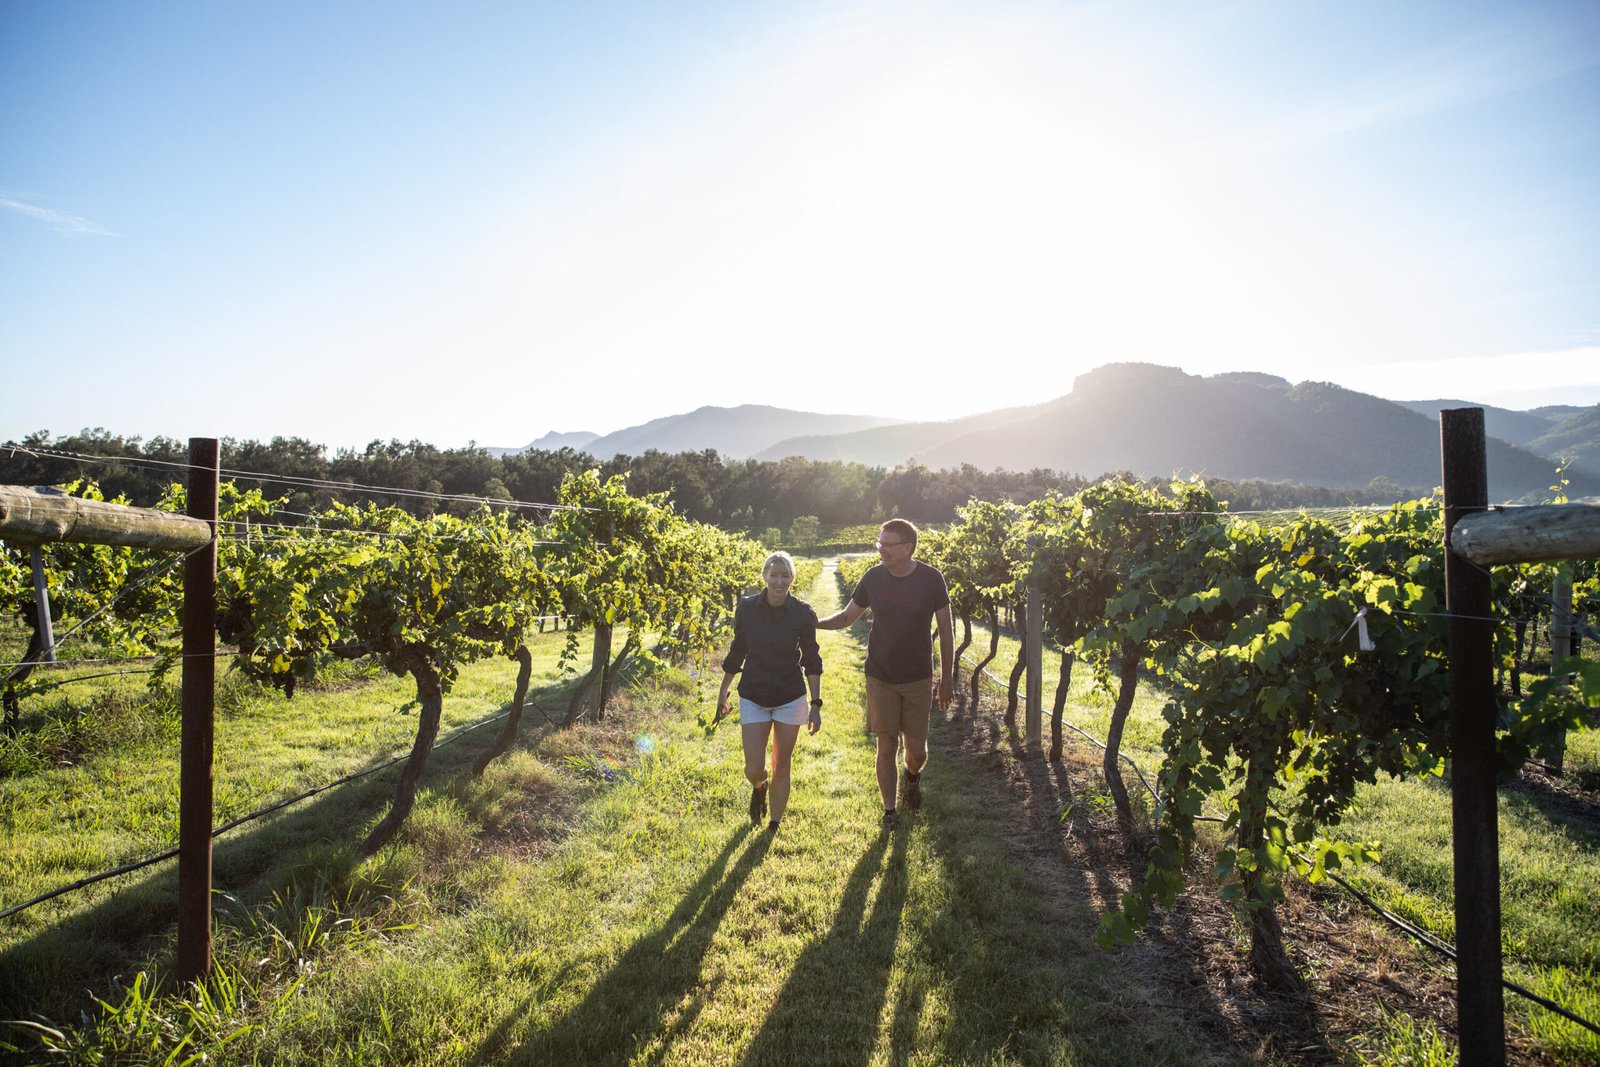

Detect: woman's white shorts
[739, 694, 810, 726]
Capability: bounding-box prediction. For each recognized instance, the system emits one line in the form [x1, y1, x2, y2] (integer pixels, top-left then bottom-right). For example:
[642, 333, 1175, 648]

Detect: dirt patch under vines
[933, 688, 1562, 1065]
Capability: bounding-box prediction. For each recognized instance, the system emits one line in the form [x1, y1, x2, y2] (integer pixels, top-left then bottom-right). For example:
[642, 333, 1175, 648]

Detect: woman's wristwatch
[809, 698, 823, 711]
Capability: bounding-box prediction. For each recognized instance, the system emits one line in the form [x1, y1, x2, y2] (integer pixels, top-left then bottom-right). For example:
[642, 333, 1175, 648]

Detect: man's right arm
[817, 599, 865, 631]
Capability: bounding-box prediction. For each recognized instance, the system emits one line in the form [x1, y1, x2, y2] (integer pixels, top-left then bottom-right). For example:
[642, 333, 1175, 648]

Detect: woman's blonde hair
[762, 550, 796, 577]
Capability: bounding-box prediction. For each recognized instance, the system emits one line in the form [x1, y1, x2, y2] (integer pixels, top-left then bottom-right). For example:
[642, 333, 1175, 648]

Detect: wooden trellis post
[178, 438, 219, 985]
[1440, 408, 1503, 1067]
[0, 438, 219, 985]
[1440, 410, 1600, 1066]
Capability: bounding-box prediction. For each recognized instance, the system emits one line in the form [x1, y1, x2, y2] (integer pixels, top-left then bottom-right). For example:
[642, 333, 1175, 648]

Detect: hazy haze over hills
[517, 363, 1600, 502]
[516, 406, 902, 461]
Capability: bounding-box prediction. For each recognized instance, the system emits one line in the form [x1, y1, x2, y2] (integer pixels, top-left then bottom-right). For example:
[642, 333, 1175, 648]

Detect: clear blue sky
[4, 0, 1598, 452]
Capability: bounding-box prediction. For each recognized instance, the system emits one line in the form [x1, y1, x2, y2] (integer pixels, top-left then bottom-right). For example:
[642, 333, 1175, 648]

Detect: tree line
[2, 428, 1433, 530]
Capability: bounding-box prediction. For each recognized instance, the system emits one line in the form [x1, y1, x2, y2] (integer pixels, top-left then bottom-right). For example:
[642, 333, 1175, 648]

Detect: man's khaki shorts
[865, 675, 933, 741]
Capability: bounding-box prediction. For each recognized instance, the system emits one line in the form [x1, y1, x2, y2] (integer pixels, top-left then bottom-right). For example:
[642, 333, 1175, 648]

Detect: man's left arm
[934, 604, 954, 710]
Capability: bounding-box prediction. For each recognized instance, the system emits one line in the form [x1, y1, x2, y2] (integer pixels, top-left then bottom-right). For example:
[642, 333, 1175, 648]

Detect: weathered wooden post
[177, 438, 219, 986]
[1440, 408, 1505, 1066]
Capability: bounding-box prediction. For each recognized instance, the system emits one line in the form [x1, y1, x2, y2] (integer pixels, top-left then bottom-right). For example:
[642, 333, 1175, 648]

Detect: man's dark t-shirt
[850, 560, 950, 684]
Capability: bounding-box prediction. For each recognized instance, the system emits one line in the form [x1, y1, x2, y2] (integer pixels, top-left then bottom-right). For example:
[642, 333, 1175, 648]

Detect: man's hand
[818, 601, 866, 631]
[936, 675, 953, 710]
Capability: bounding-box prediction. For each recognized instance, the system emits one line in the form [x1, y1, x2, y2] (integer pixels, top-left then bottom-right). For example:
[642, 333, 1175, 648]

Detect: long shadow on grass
[921, 697, 1266, 1064]
[1504, 772, 1600, 849]
[0, 663, 584, 1026]
[481, 825, 771, 1065]
[736, 827, 905, 1067]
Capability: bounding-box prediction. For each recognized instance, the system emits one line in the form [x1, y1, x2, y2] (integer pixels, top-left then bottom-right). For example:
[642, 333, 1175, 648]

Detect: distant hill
[526, 430, 601, 451]
[510, 364, 1598, 501]
[1525, 405, 1600, 483]
[580, 406, 903, 460]
[484, 430, 600, 457]
[1394, 400, 1600, 482]
[916, 365, 1597, 500]
[757, 363, 1596, 502]
[752, 401, 1059, 466]
[1393, 400, 1559, 448]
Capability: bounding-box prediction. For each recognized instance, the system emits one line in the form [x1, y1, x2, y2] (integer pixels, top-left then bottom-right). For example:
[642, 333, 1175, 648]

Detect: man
[818, 519, 953, 830]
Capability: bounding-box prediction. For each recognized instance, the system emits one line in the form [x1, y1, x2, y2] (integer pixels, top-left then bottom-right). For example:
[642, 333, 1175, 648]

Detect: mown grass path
[243, 561, 1230, 1066]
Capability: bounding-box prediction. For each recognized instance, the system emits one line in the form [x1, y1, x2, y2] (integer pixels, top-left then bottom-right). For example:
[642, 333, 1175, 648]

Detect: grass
[4, 566, 1597, 1063]
[1334, 769, 1600, 1063]
[1, 565, 1232, 1065]
[942, 588, 1600, 1063]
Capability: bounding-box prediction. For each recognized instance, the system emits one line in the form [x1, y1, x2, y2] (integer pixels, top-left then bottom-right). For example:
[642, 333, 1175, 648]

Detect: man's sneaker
[881, 809, 900, 831]
[749, 781, 768, 825]
[903, 772, 922, 810]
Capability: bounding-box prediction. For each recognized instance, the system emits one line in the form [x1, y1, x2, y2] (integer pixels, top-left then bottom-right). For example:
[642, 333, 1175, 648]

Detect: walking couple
[716, 519, 954, 832]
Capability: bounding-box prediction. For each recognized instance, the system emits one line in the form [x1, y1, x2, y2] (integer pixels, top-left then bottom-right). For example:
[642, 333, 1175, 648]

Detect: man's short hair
[880, 518, 918, 545]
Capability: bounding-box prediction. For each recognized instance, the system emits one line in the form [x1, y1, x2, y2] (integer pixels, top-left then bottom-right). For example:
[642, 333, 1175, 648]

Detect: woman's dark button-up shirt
[722, 593, 823, 707]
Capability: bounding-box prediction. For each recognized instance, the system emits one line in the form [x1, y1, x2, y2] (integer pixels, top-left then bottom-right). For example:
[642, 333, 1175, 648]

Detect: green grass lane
[228, 561, 1227, 1065]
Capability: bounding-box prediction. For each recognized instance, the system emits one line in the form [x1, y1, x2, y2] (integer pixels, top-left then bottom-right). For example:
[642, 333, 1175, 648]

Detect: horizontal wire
[2, 443, 590, 513]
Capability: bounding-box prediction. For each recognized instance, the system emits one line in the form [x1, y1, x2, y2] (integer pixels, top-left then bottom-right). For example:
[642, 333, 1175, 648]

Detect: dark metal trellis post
[1024, 583, 1043, 748]
[177, 438, 219, 986]
[28, 546, 56, 664]
[1440, 408, 1505, 1066]
[1548, 569, 1573, 774]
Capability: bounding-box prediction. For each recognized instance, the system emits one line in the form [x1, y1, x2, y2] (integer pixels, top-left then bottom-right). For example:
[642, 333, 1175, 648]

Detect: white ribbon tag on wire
[1340, 606, 1376, 652]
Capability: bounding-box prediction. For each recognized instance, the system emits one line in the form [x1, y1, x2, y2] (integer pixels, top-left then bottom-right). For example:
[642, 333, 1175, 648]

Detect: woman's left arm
[802, 608, 823, 733]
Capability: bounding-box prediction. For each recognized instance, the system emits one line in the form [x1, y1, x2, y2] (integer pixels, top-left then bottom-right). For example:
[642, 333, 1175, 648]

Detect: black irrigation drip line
[0, 696, 551, 922]
[1319, 870, 1600, 1037]
[987, 652, 1600, 1038]
[8, 667, 161, 692]
[0, 655, 130, 671]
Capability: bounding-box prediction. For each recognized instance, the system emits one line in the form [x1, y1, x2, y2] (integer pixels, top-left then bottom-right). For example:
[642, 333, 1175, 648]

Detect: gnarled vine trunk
[953, 611, 972, 669]
[565, 623, 613, 724]
[1102, 645, 1140, 835]
[1049, 648, 1074, 761]
[2, 623, 43, 737]
[565, 624, 641, 724]
[970, 608, 1000, 711]
[1239, 748, 1300, 991]
[472, 644, 533, 777]
[363, 645, 443, 854]
[1005, 649, 1025, 730]
[594, 631, 640, 722]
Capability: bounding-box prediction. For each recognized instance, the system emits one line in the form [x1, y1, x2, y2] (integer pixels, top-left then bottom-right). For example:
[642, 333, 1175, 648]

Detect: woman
[717, 551, 823, 831]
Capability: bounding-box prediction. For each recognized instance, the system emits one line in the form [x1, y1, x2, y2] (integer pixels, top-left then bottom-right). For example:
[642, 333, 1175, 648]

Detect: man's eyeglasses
[875, 539, 911, 549]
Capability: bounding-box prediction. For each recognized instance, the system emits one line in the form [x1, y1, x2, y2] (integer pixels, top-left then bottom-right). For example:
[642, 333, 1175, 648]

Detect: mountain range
[502, 363, 1600, 502]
